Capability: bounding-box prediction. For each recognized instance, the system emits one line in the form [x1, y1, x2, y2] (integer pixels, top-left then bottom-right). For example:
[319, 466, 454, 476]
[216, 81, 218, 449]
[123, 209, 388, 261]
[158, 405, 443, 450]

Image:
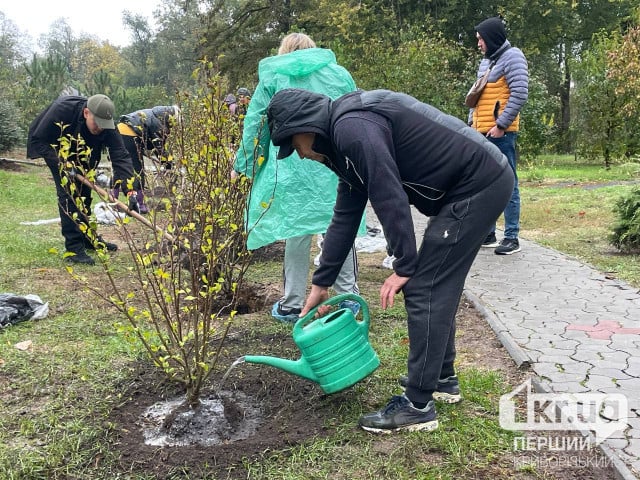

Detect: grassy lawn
[0, 155, 633, 478]
[517, 155, 640, 288]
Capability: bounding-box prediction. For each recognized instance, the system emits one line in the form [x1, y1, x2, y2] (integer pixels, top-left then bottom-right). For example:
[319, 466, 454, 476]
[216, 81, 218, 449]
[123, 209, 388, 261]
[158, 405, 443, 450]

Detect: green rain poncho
[234, 48, 365, 250]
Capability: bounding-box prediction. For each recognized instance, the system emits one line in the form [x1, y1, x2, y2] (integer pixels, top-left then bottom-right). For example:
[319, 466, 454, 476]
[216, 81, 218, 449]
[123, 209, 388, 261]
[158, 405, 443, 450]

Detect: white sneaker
[382, 255, 396, 269]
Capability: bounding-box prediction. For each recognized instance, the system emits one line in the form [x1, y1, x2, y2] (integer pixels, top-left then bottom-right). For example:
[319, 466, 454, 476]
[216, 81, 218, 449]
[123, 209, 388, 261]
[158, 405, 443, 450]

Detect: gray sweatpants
[280, 234, 359, 311]
[403, 166, 514, 405]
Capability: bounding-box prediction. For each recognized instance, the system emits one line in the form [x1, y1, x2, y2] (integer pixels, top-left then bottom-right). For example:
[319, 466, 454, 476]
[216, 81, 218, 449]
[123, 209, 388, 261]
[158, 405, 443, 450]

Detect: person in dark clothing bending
[27, 94, 139, 265]
[267, 88, 514, 433]
[116, 105, 180, 213]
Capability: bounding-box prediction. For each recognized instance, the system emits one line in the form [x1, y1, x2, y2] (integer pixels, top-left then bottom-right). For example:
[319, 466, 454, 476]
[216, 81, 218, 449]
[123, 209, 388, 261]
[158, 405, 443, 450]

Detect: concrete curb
[463, 289, 532, 368]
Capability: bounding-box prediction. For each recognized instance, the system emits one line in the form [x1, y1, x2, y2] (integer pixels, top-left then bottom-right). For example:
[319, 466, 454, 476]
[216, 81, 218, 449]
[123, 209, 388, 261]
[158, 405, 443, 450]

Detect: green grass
[1, 157, 632, 478]
[513, 155, 640, 288]
[520, 154, 640, 183]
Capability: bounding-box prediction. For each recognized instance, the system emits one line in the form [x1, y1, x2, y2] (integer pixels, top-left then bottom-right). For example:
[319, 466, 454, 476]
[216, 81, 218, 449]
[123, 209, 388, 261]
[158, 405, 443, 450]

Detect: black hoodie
[475, 17, 507, 58]
[268, 88, 507, 285]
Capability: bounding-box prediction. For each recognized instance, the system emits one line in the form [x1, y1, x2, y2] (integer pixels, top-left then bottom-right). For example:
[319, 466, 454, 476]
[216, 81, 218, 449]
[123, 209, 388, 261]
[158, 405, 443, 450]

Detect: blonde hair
[277, 33, 316, 55]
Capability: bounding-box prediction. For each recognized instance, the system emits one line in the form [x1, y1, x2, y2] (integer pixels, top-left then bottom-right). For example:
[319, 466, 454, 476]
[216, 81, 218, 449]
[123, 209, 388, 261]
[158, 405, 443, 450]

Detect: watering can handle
[292, 293, 370, 336]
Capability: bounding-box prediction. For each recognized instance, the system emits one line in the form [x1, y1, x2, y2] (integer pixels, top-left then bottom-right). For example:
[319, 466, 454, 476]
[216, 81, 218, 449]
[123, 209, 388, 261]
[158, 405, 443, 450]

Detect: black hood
[267, 88, 332, 159]
[475, 16, 507, 58]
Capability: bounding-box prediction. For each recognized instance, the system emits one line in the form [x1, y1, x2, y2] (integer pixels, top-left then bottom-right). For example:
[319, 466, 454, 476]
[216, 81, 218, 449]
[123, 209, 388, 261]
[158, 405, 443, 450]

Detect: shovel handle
[75, 173, 176, 243]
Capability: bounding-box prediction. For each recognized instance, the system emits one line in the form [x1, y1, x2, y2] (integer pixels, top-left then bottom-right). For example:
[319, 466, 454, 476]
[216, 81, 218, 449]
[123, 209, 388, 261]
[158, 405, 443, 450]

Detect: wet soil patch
[109, 329, 345, 479]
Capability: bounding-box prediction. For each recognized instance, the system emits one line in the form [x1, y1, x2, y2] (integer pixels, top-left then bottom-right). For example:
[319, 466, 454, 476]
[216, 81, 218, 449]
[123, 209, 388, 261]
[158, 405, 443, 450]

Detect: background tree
[0, 13, 28, 152]
[121, 11, 155, 87]
[571, 31, 629, 168]
[73, 37, 133, 88]
[38, 19, 76, 77]
[608, 21, 640, 158]
[17, 54, 70, 128]
[4, 0, 640, 165]
[150, 0, 204, 90]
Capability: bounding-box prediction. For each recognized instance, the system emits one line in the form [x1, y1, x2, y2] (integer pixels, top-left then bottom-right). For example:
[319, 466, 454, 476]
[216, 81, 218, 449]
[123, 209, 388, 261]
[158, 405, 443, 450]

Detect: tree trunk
[559, 46, 572, 154]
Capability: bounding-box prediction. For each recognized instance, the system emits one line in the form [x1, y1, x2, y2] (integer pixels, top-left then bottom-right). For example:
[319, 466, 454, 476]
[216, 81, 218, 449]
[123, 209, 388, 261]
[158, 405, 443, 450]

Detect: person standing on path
[470, 16, 528, 255]
[233, 32, 362, 323]
[267, 88, 514, 433]
[116, 105, 181, 213]
[27, 94, 139, 265]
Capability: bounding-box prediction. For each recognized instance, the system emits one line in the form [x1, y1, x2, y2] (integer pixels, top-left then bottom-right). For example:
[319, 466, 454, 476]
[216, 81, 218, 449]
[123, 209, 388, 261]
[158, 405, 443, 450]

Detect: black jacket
[119, 106, 176, 154]
[27, 96, 136, 190]
[268, 88, 507, 284]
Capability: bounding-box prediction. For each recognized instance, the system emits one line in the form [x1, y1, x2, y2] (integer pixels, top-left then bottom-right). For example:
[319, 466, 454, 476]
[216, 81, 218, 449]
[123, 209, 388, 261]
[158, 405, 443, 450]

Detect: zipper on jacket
[402, 181, 446, 201]
[345, 156, 365, 185]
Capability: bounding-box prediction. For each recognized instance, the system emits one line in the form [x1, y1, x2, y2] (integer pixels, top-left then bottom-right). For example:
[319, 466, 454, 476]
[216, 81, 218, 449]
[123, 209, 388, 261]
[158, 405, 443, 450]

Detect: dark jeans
[403, 166, 514, 405]
[488, 132, 520, 239]
[121, 135, 145, 189]
[43, 153, 95, 251]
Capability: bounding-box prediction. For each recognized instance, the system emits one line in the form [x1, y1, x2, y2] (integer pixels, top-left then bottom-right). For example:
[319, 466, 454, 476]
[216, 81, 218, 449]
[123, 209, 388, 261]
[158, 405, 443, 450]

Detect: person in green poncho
[233, 33, 362, 323]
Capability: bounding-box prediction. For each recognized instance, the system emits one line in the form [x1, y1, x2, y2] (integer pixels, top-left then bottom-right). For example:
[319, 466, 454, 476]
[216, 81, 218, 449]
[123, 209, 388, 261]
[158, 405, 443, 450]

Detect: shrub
[61, 60, 254, 408]
[0, 98, 24, 153]
[610, 187, 640, 252]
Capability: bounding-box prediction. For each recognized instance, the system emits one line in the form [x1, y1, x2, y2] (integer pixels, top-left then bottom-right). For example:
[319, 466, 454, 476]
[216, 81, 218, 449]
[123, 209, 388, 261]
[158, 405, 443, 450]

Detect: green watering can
[244, 293, 380, 394]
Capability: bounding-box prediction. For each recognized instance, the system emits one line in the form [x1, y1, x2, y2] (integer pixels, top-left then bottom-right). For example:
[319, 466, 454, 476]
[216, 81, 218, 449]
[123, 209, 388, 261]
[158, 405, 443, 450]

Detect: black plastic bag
[0, 293, 49, 329]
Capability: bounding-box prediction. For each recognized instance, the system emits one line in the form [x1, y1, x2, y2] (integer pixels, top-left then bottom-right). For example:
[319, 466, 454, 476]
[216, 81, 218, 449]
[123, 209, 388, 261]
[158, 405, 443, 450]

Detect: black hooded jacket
[119, 106, 176, 153]
[27, 96, 136, 190]
[268, 88, 507, 285]
[475, 17, 507, 58]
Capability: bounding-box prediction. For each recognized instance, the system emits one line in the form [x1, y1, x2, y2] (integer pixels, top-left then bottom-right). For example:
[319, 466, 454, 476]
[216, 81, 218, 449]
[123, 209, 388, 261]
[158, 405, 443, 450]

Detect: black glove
[127, 192, 140, 214]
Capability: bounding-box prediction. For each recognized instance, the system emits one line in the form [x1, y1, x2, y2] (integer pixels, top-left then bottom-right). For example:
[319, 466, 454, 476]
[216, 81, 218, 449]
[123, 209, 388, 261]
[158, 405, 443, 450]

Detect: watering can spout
[244, 355, 317, 383]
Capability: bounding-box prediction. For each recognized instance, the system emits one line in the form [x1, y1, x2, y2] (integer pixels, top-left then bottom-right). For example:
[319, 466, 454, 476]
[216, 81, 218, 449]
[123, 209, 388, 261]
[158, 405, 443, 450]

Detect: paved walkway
[400, 208, 640, 478]
[465, 234, 640, 479]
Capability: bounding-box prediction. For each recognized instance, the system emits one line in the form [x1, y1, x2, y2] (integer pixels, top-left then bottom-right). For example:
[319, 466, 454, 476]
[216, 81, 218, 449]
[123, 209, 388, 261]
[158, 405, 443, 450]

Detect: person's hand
[300, 285, 329, 317]
[127, 192, 140, 214]
[486, 126, 505, 138]
[230, 169, 238, 180]
[380, 273, 410, 309]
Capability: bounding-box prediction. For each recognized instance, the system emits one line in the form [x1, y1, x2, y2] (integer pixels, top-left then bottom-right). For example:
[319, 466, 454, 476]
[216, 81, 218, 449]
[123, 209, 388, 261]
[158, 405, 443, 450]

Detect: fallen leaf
[15, 340, 33, 351]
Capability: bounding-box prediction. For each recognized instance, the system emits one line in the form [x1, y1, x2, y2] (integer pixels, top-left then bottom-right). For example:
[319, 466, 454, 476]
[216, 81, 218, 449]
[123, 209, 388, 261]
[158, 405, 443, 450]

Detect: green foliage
[114, 85, 174, 116]
[518, 73, 558, 161]
[337, 27, 472, 117]
[571, 30, 632, 167]
[0, 98, 23, 152]
[610, 188, 640, 252]
[5, 0, 640, 164]
[16, 54, 71, 133]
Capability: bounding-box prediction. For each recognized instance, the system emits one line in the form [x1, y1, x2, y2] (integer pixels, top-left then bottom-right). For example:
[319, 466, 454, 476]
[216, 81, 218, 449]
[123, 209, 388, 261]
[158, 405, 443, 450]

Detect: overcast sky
[2, 1, 157, 49]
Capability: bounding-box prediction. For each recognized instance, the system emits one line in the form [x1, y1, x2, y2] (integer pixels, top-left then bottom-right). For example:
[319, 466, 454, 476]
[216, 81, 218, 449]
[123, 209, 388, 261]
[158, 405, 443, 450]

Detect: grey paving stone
[624, 358, 640, 378]
[547, 381, 592, 394]
[505, 326, 537, 341]
[625, 418, 640, 439]
[582, 374, 620, 392]
[605, 438, 631, 450]
[588, 368, 634, 382]
[408, 211, 640, 477]
[615, 378, 640, 396]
